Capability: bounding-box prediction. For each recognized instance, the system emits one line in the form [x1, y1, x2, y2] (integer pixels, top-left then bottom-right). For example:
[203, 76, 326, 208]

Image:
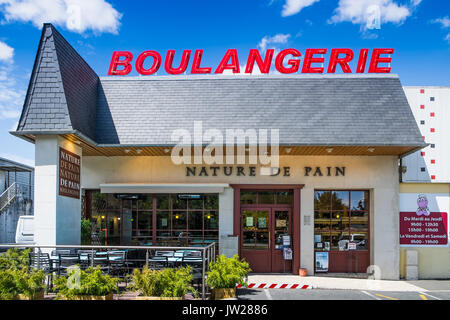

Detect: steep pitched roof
[15, 23, 98, 141]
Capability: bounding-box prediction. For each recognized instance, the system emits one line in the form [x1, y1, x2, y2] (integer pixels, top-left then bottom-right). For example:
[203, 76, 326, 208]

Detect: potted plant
[128, 266, 197, 300]
[0, 248, 31, 269]
[54, 266, 119, 300]
[0, 268, 46, 300]
[206, 255, 251, 300]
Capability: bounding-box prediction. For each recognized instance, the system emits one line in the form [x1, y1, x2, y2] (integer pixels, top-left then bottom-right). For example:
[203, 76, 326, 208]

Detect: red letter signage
[369, 48, 394, 73]
[135, 50, 162, 75]
[165, 50, 191, 75]
[275, 49, 301, 74]
[245, 49, 274, 74]
[302, 49, 327, 73]
[108, 51, 133, 75]
[215, 49, 240, 74]
[327, 48, 354, 73]
[108, 48, 395, 75]
[191, 49, 211, 74]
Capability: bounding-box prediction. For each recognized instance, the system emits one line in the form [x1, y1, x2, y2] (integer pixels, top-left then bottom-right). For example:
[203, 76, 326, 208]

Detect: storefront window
[314, 190, 369, 251]
[85, 191, 219, 247]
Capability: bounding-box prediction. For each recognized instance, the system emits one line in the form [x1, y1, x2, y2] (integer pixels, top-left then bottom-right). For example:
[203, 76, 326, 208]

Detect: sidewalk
[246, 274, 450, 292]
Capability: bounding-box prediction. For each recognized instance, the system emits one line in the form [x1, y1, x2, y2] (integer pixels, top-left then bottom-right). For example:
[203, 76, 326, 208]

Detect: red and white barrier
[237, 283, 312, 289]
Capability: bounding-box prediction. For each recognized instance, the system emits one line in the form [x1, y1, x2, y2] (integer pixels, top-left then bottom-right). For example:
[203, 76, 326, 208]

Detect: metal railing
[0, 183, 32, 212]
[0, 242, 216, 300]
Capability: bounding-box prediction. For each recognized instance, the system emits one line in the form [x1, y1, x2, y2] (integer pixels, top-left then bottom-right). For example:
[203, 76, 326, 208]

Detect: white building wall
[34, 135, 81, 246]
[402, 87, 450, 183]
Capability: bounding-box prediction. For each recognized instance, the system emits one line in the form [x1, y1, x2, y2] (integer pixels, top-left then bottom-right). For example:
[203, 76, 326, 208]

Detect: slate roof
[96, 74, 426, 147]
[12, 24, 426, 151]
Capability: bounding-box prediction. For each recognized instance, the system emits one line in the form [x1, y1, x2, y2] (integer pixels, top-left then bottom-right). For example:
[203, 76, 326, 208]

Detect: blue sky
[0, 0, 449, 166]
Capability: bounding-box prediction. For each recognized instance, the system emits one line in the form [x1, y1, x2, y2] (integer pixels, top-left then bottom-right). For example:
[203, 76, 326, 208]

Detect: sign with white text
[59, 147, 81, 199]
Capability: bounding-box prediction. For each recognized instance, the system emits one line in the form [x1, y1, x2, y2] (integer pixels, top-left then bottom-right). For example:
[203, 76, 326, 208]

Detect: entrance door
[241, 208, 292, 273]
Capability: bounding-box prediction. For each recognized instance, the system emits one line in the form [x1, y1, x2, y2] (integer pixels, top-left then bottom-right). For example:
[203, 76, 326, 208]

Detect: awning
[99, 183, 230, 194]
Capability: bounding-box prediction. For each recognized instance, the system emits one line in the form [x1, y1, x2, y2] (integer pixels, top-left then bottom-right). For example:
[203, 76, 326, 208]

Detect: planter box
[59, 292, 114, 300]
[135, 296, 183, 300]
[14, 290, 45, 300]
[213, 288, 236, 300]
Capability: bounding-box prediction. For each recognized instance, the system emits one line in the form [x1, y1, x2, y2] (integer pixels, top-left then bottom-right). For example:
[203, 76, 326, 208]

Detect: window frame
[314, 189, 370, 252]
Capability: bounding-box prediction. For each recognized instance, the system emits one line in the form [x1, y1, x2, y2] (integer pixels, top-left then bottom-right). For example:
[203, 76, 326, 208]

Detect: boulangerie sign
[59, 147, 81, 199]
[108, 48, 394, 75]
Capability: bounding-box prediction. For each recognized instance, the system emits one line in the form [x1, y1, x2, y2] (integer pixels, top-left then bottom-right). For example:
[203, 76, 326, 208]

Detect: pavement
[233, 273, 450, 300]
[245, 274, 450, 292]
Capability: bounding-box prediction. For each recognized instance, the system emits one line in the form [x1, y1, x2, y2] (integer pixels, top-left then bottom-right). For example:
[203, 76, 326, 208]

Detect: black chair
[57, 254, 80, 276]
[29, 251, 58, 290]
[51, 249, 71, 256]
[93, 252, 110, 273]
[148, 256, 168, 270]
[180, 251, 203, 287]
[155, 250, 174, 257]
[108, 251, 127, 279]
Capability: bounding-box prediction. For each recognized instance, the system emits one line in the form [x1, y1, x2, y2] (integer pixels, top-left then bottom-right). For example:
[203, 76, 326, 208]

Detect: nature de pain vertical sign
[59, 147, 81, 199]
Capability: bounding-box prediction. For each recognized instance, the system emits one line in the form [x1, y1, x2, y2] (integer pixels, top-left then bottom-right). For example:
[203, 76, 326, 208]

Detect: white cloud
[0, 41, 13, 61]
[431, 16, 450, 43]
[258, 33, 291, 52]
[329, 0, 416, 29]
[0, 65, 26, 120]
[0, 153, 34, 167]
[433, 16, 450, 28]
[281, 0, 320, 17]
[0, 0, 122, 34]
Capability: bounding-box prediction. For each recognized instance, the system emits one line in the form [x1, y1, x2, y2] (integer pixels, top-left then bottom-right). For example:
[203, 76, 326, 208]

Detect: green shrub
[129, 266, 197, 298]
[81, 219, 92, 245]
[54, 266, 119, 299]
[0, 268, 46, 300]
[206, 255, 251, 289]
[0, 248, 31, 270]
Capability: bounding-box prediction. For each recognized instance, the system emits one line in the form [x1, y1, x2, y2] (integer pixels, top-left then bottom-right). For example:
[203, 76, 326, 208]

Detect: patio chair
[155, 250, 174, 257]
[51, 249, 71, 259]
[181, 255, 203, 287]
[108, 251, 128, 279]
[57, 254, 80, 276]
[148, 256, 168, 270]
[29, 251, 58, 290]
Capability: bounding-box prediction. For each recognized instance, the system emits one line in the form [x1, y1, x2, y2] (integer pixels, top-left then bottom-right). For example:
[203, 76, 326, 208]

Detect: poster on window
[59, 147, 80, 199]
[399, 193, 449, 247]
[315, 252, 328, 272]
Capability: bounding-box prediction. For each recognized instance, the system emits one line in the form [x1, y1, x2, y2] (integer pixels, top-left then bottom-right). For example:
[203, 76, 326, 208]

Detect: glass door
[241, 208, 272, 273]
[271, 209, 292, 273]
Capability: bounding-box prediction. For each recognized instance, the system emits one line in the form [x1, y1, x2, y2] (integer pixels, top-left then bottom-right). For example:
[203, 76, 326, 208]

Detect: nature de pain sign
[59, 147, 81, 199]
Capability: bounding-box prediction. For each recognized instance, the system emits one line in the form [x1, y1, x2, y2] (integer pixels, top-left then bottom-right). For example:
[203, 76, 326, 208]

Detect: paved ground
[236, 288, 450, 300]
[246, 274, 450, 292]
